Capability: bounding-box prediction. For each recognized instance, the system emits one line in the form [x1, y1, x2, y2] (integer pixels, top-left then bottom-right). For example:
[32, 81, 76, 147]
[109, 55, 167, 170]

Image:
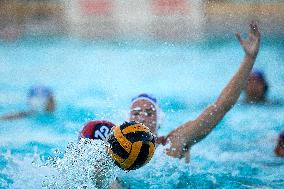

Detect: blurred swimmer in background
[0, 85, 56, 121]
[274, 130, 284, 157]
[129, 21, 261, 162]
[244, 69, 268, 104]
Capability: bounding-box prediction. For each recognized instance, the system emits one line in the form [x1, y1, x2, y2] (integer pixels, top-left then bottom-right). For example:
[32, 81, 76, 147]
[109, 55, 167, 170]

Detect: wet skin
[128, 21, 261, 161]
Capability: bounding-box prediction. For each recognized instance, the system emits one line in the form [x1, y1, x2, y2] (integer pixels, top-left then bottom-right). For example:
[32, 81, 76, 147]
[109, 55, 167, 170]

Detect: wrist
[245, 54, 257, 61]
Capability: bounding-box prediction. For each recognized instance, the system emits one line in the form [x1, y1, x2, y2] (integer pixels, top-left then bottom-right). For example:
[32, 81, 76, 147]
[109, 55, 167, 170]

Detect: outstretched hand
[236, 21, 260, 59]
[164, 126, 191, 163]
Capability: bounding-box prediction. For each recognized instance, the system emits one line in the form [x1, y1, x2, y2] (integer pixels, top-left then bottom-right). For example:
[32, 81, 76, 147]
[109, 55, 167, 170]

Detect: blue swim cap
[280, 130, 284, 138]
[249, 69, 268, 94]
[250, 70, 265, 80]
[27, 86, 53, 112]
[27, 86, 52, 98]
[131, 93, 157, 105]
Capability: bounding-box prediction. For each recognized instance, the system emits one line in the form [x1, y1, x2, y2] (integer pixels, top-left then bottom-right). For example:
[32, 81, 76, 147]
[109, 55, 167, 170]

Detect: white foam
[43, 139, 120, 189]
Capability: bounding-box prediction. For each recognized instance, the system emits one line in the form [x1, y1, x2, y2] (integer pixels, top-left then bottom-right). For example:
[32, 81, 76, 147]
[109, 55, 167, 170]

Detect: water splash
[116, 143, 192, 189]
[0, 150, 56, 189]
[43, 139, 120, 189]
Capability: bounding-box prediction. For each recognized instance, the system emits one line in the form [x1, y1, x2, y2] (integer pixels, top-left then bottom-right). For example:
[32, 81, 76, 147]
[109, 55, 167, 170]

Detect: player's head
[274, 130, 284, 157]
[130, 94, 159, 135]
[245, 70, 268, 103]
[27, 85, 55, 112]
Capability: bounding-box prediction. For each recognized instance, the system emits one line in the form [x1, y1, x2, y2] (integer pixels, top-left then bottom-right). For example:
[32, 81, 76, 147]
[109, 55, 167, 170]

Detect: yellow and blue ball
[107, 121, 155, 170]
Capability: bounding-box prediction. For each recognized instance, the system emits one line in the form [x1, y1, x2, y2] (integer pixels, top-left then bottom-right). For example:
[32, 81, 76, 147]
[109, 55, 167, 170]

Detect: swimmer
[274, 130, 284, 157]
[244, 69, 268, 103]
[0, 85, 56, 121]
[129, 21, 260, 162]
[109, 21, 261, 189]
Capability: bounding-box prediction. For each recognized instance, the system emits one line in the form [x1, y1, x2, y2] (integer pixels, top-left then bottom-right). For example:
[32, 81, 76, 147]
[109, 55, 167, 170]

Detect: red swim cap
[79, 120, 115, 141]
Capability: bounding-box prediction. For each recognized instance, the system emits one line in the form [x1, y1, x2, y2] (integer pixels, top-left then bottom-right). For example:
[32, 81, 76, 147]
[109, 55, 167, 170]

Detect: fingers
[236, 21, 260, 44]
[235, 32, 243, 44]
[184, 150, 190, 163]
[250, 21, 260, 37]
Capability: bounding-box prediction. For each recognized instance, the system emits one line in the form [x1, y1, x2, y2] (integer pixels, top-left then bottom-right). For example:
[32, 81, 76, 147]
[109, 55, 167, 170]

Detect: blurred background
[0, 0, 283, 42]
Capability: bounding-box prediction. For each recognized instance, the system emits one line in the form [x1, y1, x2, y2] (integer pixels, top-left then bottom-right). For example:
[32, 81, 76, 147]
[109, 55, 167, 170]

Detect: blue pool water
[0, 37, 284, 188]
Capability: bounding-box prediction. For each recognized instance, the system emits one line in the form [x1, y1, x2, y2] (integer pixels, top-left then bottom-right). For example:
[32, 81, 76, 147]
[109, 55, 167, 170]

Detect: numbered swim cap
[27, 85, 53, 112]
[79, 120, 115, 141]
[107, 121, 155, 170]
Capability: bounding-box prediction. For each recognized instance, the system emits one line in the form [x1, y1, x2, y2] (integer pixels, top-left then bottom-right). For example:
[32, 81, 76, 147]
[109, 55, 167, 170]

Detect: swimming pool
[0, 36, 284, 188]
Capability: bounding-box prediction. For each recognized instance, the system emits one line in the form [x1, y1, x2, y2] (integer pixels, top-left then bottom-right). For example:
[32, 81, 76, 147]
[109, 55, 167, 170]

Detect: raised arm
[165, 21, 261, 158]
[0, 110, 34, 121]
